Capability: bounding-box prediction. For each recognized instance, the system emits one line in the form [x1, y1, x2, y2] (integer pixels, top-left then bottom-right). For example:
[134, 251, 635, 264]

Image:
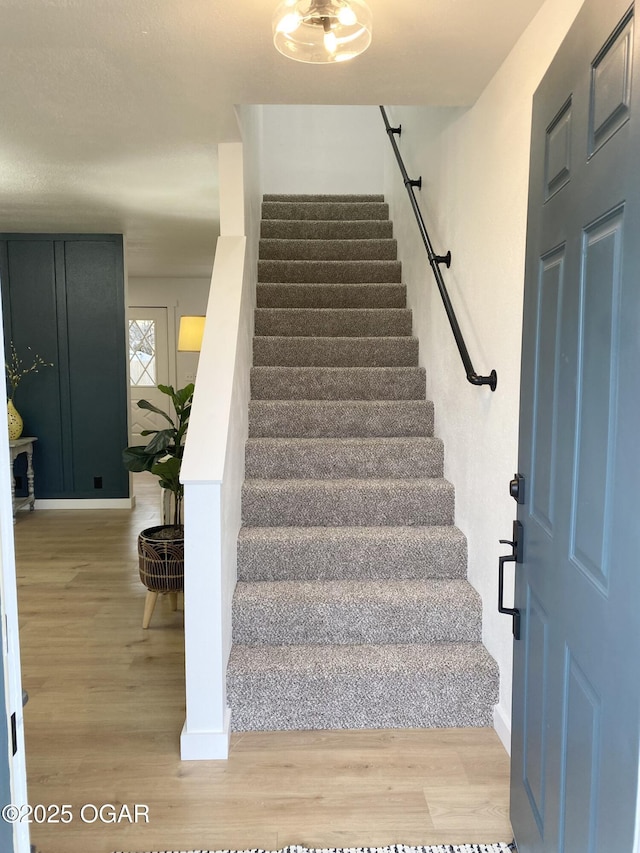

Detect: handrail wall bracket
[469, 369, 498, 392]
[380, 105, 497, 392]
[434, 251, 452, 269]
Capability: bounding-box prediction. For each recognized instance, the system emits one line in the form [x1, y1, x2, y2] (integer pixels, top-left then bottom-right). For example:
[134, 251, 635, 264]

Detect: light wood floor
[15, 474, 513, 853]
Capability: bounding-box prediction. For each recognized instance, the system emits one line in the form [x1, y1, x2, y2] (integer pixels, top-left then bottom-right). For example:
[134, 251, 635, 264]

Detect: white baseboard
[33, 497, 135, 510]
[180, 708, 231, 760]
[494, 703, 511, 755]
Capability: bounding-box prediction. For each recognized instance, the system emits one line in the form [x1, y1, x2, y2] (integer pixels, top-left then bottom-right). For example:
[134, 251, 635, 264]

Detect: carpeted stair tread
[255, 307, 412, 337]
[257, 283, 406, 309]
[261, 201, 389, 221]
[248, 400, 435, 437]
[259, 238, 398, 261]
[237, 525, 467, 581]
[258, 259, 402, 283]
[261, 219, 394, 240]
[245, 437, 443, 479]
[250, 366, 426, 401]
[227, 642, 499, 730]
[233, 578, 482, 645]
[241, 477, 454, 527]
[263, 194, 386, 202]
[253, 336, 419, 367]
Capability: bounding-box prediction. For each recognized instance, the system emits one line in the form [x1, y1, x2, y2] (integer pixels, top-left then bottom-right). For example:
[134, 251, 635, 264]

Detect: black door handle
[498, 521, 523, 640]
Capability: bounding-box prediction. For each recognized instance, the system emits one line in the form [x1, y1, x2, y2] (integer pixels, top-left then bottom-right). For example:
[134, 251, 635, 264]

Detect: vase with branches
[4, 342, 53, 439]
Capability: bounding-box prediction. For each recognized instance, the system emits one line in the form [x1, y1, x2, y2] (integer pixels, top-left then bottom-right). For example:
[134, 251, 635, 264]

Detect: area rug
[113, 844, 516, 853]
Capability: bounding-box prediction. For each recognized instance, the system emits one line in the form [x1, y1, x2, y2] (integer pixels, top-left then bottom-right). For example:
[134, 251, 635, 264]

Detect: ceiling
[0, 0, 547, 278]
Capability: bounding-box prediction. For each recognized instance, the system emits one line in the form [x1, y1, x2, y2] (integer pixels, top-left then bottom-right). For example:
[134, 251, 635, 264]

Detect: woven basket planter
[137, 524, 184, 593]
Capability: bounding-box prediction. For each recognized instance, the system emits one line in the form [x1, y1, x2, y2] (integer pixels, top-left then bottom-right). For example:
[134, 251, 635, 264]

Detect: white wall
[262, 105, 385, 195]
[384, 0, 585, 750]
[128, 277, 210, 390]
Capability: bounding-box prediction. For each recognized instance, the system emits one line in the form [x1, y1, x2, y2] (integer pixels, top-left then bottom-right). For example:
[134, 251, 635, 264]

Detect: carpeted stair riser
[245, 437, 443, 479]
[227, 643, 499, 730]
[248, 400, 435, 438]
[258, 259, 401, 283]
[261, 201, 389, 221]
[257, 283, 407, 309]
[233, 579, 482, 645]
[237, 525, 467, 581]
[263, 194, 385, 202]
[255, 308, 412, 337]
[261, 219, 393, 240]
[253, 336, 419, 367]
[259, 238, 398, 261]
[241, 478, 454, 527]
[250, 366, 426, 401]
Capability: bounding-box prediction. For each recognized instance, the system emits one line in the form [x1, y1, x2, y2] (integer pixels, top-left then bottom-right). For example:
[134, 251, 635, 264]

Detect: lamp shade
[273, 0, 372, 64]
[178, 316, 205, 352]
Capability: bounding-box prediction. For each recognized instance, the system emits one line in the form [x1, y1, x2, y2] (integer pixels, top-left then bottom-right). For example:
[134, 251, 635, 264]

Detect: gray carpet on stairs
[228, 194, 499, 731]
[257, 282, 406, 308]
[254, 307, 413, 336]
[259, 237, 398, 260]
[248, 399, 435, 437]
[258, 258, 402, 283]
[250, 365, 427, 401]
[232, 579, 483, 645]
[253, 335, 419, 367]
[261, 217, 394, 239]
[237, 525, 468, 581]
[228, 643, 498, 730]
[261, 200, 389, 220]
[244, 436, 444, 479]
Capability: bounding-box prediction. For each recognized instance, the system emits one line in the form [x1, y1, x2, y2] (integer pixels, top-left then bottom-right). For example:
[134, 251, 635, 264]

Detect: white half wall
[383, 0, 585, 752]
[262, 105, 385, 195]
[180, 111, 262, 760]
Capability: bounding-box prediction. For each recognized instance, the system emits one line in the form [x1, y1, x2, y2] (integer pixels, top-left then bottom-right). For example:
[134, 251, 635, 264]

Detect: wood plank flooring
[15, 474, 513, 853]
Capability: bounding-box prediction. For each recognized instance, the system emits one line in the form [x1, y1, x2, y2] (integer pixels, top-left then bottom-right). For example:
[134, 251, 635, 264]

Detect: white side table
[9, 437, 38, 516]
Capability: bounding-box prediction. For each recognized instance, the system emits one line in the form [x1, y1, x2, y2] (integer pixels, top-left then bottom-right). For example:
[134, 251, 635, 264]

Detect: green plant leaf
[122, 446, 156, 473]
[173, 383, 195, 410]
[157, 384, 176, 400]
[136, 399, 174, 425]
[151, 456, 182, 493]
[143, 429, 174, 455]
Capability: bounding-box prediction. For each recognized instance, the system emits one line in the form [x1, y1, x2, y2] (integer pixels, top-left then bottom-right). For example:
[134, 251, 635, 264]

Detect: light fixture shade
[178, 316, 205, 352]
[273, 0, 372, 64]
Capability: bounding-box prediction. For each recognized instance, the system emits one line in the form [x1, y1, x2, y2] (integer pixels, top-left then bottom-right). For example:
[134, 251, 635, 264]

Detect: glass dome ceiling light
[273, 0, 373, 64]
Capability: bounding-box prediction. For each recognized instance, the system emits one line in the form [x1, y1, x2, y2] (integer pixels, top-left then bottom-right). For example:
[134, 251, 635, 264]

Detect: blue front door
[510, 0, 640, 850]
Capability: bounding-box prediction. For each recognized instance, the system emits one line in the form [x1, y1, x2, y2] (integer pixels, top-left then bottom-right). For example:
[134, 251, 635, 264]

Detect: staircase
[227, 194, 498, 731]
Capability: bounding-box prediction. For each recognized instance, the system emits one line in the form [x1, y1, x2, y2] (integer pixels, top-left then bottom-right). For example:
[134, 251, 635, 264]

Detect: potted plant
[122, 383, 194, 628]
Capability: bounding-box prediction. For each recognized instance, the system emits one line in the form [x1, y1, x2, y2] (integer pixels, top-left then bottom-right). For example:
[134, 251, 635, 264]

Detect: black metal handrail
[380, 106, 497, 391]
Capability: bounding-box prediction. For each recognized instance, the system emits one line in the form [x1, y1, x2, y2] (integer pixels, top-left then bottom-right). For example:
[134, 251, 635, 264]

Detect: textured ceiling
[0, 0, 547, 277]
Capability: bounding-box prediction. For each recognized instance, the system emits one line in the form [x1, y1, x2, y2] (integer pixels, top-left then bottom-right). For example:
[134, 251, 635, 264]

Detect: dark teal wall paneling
[1, 234, 129, 500]
[4, 239, 67, 495]
[64, 240, 129, 497]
